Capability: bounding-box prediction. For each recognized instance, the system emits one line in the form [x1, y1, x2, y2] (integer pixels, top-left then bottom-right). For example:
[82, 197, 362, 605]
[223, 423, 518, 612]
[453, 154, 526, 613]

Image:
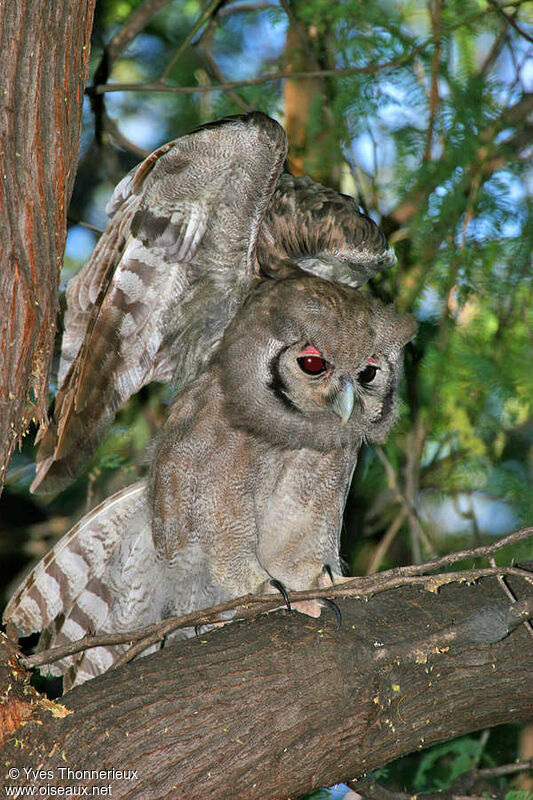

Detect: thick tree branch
[2, 573, 532, 799]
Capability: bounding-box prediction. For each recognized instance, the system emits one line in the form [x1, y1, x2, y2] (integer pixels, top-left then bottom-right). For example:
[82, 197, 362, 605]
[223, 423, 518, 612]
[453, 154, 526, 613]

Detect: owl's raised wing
[258, 173, 396, 286]
[32, 112, 287, 494]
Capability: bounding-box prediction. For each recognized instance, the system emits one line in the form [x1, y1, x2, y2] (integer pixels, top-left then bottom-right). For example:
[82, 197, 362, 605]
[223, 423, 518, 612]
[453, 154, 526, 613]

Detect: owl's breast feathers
[149, 361, 361, 594]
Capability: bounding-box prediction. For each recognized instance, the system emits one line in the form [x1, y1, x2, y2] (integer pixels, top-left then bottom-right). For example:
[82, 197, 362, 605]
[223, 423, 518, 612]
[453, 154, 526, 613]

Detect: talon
[323, 564, 335, 585]
[323, 598, 342, 631]
[270, 579, 292, 612]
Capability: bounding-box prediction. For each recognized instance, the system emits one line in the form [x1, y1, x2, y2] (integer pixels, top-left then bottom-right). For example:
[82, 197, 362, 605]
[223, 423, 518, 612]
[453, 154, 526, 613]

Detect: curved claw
[270, 579, 292, 612]
[323, 564, 335, 585]
[323, 598, 342, 631]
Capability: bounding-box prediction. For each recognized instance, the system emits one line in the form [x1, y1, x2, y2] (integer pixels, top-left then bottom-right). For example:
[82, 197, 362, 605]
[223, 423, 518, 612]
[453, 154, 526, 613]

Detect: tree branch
[106, 0, 175, 61]
[90, 5, 516, 96]
[486, 0, 533, 44]
[159, 0, 225, 82]
[2, 573, 532, 799]
[21, 528, 533, 670]
[424, 0, 442, 162]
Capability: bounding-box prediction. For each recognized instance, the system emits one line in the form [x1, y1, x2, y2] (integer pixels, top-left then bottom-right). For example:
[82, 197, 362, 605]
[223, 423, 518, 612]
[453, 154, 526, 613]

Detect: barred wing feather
[32, 113, 287, 494]
[3, 482, 154, 690]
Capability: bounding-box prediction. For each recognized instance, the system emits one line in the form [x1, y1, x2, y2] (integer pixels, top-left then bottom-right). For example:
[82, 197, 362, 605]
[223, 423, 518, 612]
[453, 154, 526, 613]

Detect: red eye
[298, 355, 327, 374]
[297, 345, 328, 375]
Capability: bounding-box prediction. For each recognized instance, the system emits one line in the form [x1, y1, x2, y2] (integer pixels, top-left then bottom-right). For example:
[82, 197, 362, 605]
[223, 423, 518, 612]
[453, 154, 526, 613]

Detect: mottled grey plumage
[258, 174, 396, 285]
[31, 112, 396, 494]
[5, 274, 415, 689]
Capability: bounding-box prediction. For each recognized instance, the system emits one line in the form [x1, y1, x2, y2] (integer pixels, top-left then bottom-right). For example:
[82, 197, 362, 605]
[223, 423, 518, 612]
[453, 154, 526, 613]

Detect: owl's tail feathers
[3, 481, 149, 690]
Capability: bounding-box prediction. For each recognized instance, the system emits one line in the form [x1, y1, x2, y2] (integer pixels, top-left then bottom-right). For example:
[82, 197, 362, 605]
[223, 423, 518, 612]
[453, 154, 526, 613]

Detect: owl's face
[217, 273, 416, 451]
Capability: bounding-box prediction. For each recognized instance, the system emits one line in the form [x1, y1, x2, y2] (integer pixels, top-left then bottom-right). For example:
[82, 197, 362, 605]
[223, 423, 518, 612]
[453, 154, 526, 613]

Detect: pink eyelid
[299, 347, 377, 366]
[300, 344, 323, 357]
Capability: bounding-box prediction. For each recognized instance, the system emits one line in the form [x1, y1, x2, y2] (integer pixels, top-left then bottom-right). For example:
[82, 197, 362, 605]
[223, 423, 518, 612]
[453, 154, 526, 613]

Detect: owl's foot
[264, 579, 322, 618]
[292, 600, 323, 618]
[317, 566, 344, 628]
[321, 564, 351, 586]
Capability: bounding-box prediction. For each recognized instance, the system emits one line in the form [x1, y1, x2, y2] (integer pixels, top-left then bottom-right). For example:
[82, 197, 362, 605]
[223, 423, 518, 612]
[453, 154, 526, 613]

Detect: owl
[30, 111, 397, 494]
[4, 274, 416, 690]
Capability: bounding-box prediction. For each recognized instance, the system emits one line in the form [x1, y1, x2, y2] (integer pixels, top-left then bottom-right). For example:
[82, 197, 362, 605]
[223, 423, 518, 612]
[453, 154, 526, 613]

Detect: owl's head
[217, 274, 416, 451]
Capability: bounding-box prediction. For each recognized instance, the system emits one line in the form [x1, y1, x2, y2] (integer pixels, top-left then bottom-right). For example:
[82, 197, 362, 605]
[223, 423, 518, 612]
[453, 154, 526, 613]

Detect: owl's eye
[298, 354, 328, 375]
[358, 364, 378, 384]
[297, 345, 328, 375]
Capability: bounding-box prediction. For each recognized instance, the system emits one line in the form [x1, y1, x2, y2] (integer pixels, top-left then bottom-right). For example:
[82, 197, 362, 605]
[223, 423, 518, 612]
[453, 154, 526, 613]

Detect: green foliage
[367, 725, 526, 800]
[413, 735, 488, 790]
[505, 792, 533, 800]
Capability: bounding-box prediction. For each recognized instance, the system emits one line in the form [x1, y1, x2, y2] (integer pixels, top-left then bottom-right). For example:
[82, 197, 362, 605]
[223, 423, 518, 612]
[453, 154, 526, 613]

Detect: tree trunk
[2, 574, 532, 799]
[282, 0, 342, 189]
[0, 0, 95, 488]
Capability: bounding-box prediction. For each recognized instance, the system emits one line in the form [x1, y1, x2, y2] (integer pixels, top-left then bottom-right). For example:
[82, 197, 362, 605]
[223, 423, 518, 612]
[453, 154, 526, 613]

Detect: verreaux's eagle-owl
[31, 112, 397, 494]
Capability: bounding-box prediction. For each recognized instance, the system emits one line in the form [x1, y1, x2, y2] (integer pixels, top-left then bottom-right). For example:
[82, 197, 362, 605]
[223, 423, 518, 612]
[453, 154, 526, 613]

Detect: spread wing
[32, 112, 287, 494]
[257, 173, 396, 285]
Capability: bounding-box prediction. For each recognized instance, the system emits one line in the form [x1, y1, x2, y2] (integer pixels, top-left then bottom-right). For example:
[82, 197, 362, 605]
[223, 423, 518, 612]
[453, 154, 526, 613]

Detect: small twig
[199, 20, 253, 111]
[486, 0, 533, 43]
[473, 729, 491, 769]
[93, 64, 413, 95]
[159, 0, 225, 82]
[490, 554, 533, 639]
[366, 509, 407, 575]
[477, 759, 533, 778]
[349, 761, 533, 800]
[106, 0, 175, 61]
[399, 526, 532, 575]
[104, 113, 150, 159]
[478, 11, 513, 77]
[66, 218, 104, 236]
[375, 445, 435, 560]
[424, 0, 442, 162]
[218, 2, 277, 17]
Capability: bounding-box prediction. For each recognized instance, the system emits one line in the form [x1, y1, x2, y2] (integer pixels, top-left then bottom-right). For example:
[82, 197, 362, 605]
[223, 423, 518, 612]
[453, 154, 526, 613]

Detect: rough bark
[0, 0, 95, 487]
[2, 575, 532, 799]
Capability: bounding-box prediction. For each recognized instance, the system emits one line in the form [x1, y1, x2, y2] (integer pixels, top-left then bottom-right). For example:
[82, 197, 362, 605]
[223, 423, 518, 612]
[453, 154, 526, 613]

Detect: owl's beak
[327, 376, 355, 424]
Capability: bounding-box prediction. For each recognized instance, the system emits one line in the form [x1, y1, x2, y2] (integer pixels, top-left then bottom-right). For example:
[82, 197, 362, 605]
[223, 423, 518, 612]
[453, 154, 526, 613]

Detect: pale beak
[327, 376, 355, 424]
